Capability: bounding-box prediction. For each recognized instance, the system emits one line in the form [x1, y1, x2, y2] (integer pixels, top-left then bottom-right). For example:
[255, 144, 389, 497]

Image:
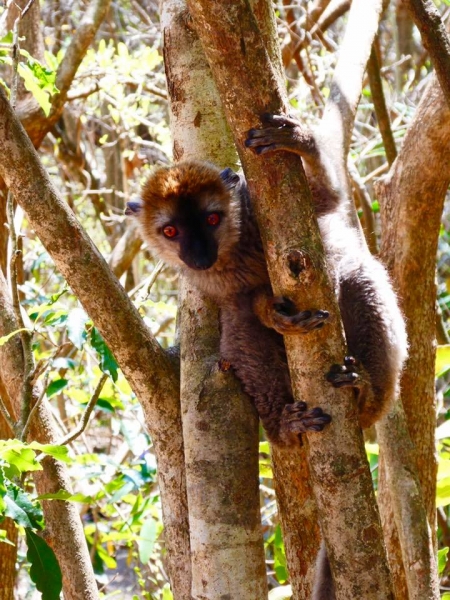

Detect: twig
[20, 372, 49, 441]
[58, 373, 108, 446]
[348, 163, 378, 254]
[404, 0, 450, 108]
[133, 260, 164, 301]
[367, 40, 397, 166]
[0, 396, 15, 433]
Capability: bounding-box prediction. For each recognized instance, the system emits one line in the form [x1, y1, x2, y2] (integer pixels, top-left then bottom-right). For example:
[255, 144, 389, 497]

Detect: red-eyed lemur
[127, 113, 407, 600]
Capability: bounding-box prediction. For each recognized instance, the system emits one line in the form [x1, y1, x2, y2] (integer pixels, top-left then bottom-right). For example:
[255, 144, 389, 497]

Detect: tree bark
[162, 2, 267, 597]
[185, 1, 393, 598]
[379, 74, 450, 532]
[0, 87, 191, 600]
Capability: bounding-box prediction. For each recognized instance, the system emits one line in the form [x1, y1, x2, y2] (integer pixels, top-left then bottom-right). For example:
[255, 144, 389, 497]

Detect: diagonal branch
[403, 0, 450, 107]
[17, 0, 112, 146]
[0, 86, 191, 600]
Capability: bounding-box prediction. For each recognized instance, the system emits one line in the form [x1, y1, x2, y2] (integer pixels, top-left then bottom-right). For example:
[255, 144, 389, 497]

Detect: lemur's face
[126, 162, 241, 271]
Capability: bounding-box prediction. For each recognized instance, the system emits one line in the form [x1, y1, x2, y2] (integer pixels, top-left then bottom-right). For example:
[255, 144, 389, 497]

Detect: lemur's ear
[220, 167, 241, 191]
[125, 198, 143, 216]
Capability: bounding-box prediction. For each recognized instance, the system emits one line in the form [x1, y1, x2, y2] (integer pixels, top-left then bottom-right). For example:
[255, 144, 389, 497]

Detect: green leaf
[5, 482, 44, 529]
[17, 63, 52, 116]
[90, 327, 118, 382]
[269, 586, 292, 600]
[96, 543, 117, 569]
[259, 457, 273, 478]
[25, 528, 62, 600]
[67, 308, 88, 349]
[138, 517, 158, 564]
[0, 440, 41, 475]
[37, 490, 99, 503]
[0, 528, 15, 546]
[45, 379, 68, 398]
[436, 477, 450, 507]
[438, 547, 449, 576]
[0, 31, 13, 44]
[0, 328, 31, 346]
[436, 345, 450, 377]
[28, 443, 71, 464]
[162, 584, 173, 600]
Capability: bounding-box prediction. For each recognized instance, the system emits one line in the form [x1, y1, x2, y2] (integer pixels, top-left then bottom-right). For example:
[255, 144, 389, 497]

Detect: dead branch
[0, 86, 190, 600]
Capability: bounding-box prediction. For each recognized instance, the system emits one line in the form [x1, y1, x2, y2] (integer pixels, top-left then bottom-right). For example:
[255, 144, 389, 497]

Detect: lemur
[126, 113, 408, 598]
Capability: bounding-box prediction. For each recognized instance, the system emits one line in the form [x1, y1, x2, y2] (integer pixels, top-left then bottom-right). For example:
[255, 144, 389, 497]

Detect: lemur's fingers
[245, 116, 317, 158]
[260, 113, 301, 127]
[281, 402, 332, 435]
[270, 297, 329, 334]
[326, 356, 368, 390]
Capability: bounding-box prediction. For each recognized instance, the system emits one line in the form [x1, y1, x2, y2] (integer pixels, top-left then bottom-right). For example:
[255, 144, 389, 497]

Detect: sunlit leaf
[438, 547, 449, 576]
[28, 442, 71, 464]
[436, 345, 450, 377]
[25, 528, 62, 600]
[138, 517, 158, 564]
[0, 440, 41, 475]
[67, 307, 89, 349]
[0, 328, 31, 346]
[436, 477, 450, 507]
[0, 528, 15, 546]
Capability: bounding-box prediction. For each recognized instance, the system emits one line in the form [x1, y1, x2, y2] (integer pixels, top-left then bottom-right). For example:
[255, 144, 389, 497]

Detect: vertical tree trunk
[379, 75, 450, 532]
[185, 1, 394, 598]
[161, 2, 268, 597]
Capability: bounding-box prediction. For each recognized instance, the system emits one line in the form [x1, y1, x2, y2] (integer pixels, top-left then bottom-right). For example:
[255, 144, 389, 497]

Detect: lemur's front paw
[326, 356, 369, 390]
[245, 113, 316, 156]
[280, 402, 331, 443]
[271, 296, 329, 334]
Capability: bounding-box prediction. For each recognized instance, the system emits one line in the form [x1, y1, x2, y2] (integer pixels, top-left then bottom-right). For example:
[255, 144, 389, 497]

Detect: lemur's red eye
[163, 225, 178, 238]
[207, 213, 220, 226]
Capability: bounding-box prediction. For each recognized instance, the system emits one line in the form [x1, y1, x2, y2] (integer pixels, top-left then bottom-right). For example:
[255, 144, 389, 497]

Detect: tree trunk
[185, 1, 393, 598]
[379, 74, 450, 533]
[162, 2, 268, 597]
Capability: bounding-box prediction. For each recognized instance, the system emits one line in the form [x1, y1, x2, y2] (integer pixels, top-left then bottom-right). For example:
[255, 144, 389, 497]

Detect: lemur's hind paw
[326, 356, 368, 389]
[280, 402, 331, 443]
[271, 296, 329, 334]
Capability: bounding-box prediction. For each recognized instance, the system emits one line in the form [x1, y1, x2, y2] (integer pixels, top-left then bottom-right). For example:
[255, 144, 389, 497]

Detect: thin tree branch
[0, 394, 15, 433]
[20, 371, 49, 441]
[367, 41, 397, 166]
[312, 0, 351, 34]
[403, 0, 450, 107]
[51, 0, 112, 117]
[58, 373, 107, 446]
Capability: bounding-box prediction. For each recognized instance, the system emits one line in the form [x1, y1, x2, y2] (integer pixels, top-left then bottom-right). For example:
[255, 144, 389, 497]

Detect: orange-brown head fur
[137, 161, 241, 271]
